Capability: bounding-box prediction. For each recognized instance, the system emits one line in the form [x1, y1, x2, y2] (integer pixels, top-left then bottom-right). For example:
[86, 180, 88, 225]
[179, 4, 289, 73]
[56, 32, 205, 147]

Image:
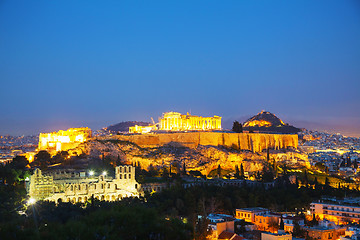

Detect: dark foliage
[232, 121, 243, 133]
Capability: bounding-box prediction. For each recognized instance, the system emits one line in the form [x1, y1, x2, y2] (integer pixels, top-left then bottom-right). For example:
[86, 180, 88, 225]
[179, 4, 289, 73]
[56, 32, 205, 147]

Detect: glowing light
[37, 128, 91, 152]
[244, 120, 272, 127]
[157, 111, 222, 132]
[25, 177, 29, 181]
[102, 171, 107, 176]
[89, 170, 94, 176]
[28, 198, 36, 205]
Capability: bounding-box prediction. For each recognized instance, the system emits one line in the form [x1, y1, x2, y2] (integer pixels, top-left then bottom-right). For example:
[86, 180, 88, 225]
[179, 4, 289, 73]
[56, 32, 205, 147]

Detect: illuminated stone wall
[159, 112, 222, 131]
[102, 132, 298, 152]
[28, 166, 140, 203]
[38, 127, 92, 152]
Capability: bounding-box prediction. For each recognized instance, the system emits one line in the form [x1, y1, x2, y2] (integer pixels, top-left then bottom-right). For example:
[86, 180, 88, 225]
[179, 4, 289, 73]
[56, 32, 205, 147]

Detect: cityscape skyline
[1, 1, 359, 137]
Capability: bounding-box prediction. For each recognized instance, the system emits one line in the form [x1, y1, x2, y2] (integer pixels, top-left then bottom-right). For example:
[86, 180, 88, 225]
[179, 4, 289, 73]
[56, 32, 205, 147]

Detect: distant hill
[243, 111, 301, 134]
[106, 121, 151, 133]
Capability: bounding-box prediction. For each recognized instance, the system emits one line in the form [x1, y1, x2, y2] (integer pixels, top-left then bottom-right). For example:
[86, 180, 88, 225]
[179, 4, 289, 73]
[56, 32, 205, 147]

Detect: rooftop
[236, 207, 269, 212]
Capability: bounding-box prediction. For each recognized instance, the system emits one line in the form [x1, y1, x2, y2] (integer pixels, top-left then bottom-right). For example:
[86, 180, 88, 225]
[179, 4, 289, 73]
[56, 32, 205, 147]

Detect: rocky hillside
[70, 138, 308, 176]
[243, 111, 300, 134]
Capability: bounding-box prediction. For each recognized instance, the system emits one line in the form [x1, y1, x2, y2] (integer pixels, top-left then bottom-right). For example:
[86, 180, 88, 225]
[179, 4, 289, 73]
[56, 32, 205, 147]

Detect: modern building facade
[311, 201, 360, 224]
[235, 207, 270, 223]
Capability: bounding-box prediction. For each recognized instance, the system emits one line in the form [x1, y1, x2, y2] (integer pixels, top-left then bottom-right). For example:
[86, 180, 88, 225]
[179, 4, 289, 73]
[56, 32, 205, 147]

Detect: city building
[261, 232, 292, 240]
[207, 213, 238, 240]
[28, 165, 140, 203]
[282, 215, 305, 233]
[311, 200, 360, 224]
[159, 112, 221, 131]
[235, 207, 270, 223]
[304, 226, 346, 240]
[254, 213, 281, 232]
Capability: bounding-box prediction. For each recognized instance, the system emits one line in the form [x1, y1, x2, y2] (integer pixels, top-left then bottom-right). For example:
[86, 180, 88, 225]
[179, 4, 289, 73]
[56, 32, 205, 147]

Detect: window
[108, 183, 110, 189]
[120, 174, 122, 179]
[129, 174, 131, 179]
[124, 174, 127, 179]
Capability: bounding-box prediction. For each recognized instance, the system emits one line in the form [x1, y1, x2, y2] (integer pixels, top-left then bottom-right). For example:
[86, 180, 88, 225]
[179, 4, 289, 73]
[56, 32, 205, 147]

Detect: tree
[311, 213, 318, 226]
[248, 127, 254, 133]
[217, 165, 222, 178]
[293, 220, 305, 237]
[240, 163, 245, 179]
[315, 162, 326, 172]
[303, 170, 308, 186]
[11, 156, 28, 170]
[52, 151, 69, 164]
[32, 150, 51, 169]
[235, 165, 240, 179]
[347, 157, 351, 167]
[162, 167, 169, 180]
[148, 164, 159, 177]
[279, 216, 284, 230]
[183, 162, 187, 175]
[195, 217, 212, 240]
[313, 177, 319, 190]
[232, 121, 243, 133]
[262, 169, 274, 182]
[268, 217, 279, 233]
[325, 177, 330, 188]
[35, 150, 51, 162]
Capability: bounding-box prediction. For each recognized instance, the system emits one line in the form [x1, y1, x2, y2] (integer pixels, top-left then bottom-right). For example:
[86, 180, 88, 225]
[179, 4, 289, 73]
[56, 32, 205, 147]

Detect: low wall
[97, 132, 298, 152]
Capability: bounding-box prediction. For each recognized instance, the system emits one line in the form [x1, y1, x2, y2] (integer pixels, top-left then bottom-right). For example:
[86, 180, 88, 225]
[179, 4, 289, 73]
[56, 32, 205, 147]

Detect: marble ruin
[159, 112, 222, 131]
[28, 165, 140, 204]
[38, 127, 92, 153]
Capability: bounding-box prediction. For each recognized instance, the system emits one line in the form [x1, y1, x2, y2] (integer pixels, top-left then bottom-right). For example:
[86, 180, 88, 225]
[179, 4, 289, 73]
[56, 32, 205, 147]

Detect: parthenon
[159, 112, 221, 131]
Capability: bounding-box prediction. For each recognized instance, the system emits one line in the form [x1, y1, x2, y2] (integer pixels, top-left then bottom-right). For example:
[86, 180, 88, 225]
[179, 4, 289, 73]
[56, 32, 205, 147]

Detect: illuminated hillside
[243, 111, 300, 134]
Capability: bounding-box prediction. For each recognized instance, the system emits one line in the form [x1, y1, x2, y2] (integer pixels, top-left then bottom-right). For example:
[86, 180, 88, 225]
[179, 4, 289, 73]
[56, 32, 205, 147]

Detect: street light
[89, 170, 94, 176]
[102, 171, 107, 176]
[28, 197, 36, 205]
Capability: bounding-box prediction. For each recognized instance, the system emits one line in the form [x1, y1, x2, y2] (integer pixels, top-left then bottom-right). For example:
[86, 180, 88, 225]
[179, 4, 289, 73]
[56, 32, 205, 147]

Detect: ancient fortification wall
[98, 132, 298, 152]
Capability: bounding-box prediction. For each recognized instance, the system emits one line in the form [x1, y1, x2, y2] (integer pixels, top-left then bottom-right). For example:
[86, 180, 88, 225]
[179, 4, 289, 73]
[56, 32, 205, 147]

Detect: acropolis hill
[98, 132, 298, 153]
[35, 112, 298, 154]
[31, 112, 304, 175]
[110, 111, 297, 152]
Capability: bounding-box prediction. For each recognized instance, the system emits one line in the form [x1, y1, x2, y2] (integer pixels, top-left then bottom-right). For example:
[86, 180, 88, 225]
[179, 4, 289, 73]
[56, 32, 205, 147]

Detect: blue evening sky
[1, 1, 360, 136]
